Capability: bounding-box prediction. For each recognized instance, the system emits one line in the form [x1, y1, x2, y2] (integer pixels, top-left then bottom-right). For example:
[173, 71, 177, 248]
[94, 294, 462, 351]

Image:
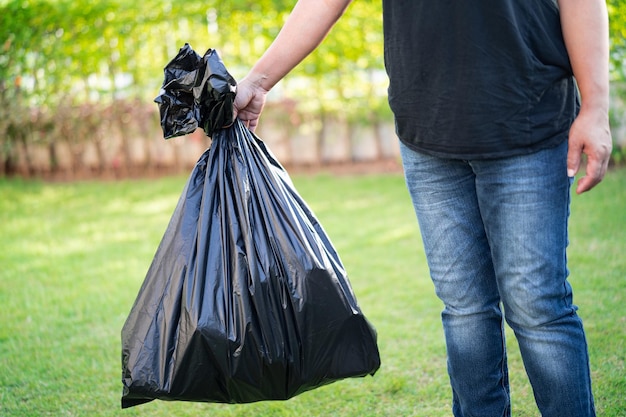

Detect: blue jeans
[399, 141, 595, 417]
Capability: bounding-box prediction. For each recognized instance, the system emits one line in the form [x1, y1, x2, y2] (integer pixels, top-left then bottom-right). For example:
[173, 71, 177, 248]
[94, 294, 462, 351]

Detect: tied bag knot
[154, 43, 236, 139]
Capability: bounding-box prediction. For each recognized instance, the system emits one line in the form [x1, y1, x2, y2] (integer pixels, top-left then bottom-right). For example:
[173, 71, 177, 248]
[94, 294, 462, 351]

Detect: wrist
[578, 88, 609, 115]
[577, 78, 609, 113]
[244, 68, 275, 92]
[579, 99, 609, 119]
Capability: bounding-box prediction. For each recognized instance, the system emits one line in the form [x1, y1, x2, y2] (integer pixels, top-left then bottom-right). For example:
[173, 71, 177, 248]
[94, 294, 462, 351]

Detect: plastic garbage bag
[154, 43, 237, 139]
[120, 45, 380, 408]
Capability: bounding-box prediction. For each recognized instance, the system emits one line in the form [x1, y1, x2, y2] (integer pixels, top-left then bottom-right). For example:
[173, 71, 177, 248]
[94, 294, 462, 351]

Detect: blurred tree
[1, 0, 624, 111]
[0, 0, 385, 108]
[0, 0, 623, 175]
[608, 0, 626, 82]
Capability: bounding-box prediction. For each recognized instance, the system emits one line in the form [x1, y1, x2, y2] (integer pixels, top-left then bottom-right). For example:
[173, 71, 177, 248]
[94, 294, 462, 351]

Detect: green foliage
[0, 0, 389, 176]
[0, 0, 624, 174]
[1, 0, 208, 105]
[1, 0, 624, 104]
[0, 0, 384, 107]
[608, 0, 626, 82]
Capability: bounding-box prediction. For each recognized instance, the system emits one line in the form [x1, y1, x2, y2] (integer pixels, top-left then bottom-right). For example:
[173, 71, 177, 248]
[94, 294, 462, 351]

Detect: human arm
[233, 0, 352, 131]
[558, 0, 612, 194]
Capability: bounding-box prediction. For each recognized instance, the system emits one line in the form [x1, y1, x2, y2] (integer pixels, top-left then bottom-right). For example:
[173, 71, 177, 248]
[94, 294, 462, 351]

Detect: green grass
[0, 167, 624, 417]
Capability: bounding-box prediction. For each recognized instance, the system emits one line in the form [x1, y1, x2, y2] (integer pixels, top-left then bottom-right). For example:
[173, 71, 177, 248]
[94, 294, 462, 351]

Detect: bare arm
[558, 0, 612, 194]
[233, 0, 352, 131]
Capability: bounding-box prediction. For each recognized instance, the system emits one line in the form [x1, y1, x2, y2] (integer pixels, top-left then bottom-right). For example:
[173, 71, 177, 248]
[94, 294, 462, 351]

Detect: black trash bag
[121, 45, 380, 408]
[154, 43, 237, 139]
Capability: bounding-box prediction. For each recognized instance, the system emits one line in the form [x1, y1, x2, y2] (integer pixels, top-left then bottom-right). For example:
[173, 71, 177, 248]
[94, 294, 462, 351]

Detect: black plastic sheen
[120, 45, 380, 408]
[154, 44, 237, 139]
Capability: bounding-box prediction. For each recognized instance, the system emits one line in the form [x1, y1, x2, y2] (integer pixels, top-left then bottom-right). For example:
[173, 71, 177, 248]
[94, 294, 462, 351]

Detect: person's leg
[400, 142, 511, 417]
[471, 140, 595, 417]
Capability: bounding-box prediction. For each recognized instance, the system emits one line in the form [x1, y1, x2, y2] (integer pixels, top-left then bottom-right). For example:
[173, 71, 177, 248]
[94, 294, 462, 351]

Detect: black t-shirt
[382, 0, 578, 159]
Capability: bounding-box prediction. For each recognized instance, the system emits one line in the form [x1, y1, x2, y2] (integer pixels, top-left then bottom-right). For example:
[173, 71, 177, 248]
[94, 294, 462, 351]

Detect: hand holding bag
[121, 45, 380, 408]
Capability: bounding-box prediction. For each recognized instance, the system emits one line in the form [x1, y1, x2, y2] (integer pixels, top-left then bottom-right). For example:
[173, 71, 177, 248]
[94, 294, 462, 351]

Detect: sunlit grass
[0, 167, 624, 416]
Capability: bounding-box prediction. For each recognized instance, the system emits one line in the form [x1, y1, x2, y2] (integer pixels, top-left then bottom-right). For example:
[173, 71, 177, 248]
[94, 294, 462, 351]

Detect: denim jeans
[399, 140, 595, 417]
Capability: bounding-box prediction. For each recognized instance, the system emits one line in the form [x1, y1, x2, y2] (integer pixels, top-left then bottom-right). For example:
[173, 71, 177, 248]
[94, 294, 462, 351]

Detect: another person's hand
[566, 107, 612, 194]
[233, 74, 270, 132]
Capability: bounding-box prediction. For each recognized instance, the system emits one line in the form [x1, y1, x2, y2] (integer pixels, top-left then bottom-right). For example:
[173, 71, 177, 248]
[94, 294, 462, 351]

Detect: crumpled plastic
[121, 44, 380, 408]
[154, 43, 237, 138]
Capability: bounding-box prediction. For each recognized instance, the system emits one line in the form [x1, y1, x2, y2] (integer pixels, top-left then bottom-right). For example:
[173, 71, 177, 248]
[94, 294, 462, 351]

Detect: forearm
[246, 0, 352, 91]
[558, 0, 610, 113]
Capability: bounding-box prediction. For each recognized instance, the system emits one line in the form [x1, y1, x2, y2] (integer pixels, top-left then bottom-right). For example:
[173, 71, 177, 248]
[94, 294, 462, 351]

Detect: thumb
[566, 138, 582, 178]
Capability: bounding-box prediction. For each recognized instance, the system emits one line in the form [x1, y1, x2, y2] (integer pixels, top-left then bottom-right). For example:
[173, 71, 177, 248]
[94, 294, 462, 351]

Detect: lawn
[0, 166, 624, 417]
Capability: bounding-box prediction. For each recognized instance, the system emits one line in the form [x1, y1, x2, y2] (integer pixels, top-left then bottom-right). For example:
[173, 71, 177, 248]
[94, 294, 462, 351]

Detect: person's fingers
[566, 138, 582, 178]
[574, 148, 610, 194]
